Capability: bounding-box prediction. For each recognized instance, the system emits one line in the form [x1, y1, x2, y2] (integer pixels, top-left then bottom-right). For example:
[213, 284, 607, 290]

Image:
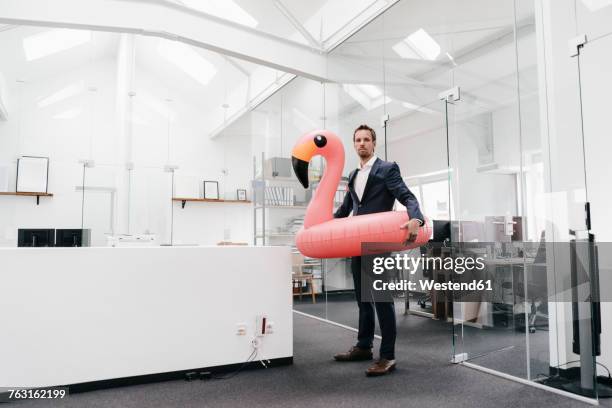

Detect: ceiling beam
[0, 0, 329, 81]
[273, 0, 322, 49]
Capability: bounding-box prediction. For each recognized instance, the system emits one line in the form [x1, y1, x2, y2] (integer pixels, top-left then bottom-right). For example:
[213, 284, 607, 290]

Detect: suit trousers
[351, 255, 396, 360]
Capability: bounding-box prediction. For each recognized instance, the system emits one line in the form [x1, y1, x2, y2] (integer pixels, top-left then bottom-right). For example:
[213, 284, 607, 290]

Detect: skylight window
[358, 84, 383, 99]
[37, 81, 84, 108]
[580, 0, 612, 11]
[157, 40, 217, 87]
[392, 29, 440, 61]
[342, 84, 390, 111]
[178, 0, 258, 28]
[402, 101, 437, 115]
[23, 29, 91, 61]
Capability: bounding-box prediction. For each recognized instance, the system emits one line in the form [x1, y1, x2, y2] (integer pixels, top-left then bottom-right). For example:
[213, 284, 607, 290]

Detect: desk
[480, 257, 546, 329]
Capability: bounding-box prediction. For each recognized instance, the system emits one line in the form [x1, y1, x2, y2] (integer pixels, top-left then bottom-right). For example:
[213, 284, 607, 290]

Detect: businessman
[333, 124, 425, 376]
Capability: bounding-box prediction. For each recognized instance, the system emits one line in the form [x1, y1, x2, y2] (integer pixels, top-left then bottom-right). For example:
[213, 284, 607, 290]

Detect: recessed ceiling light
[179, 0, 258, 28]
[392, 28, 440, 61]
[53, 107, 83, 120]
[23, 29, 91, 61]
[343, 84, 390, 111]
[158, 40, 217, 87]
[38, 81, 84, 108]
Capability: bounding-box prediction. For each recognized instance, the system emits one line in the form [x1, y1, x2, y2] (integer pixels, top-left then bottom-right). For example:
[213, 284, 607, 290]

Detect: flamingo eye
[314, 134, 327, 148]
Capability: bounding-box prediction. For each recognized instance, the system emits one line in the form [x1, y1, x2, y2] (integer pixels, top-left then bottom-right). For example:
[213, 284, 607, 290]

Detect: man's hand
[400, 219, 421, 244]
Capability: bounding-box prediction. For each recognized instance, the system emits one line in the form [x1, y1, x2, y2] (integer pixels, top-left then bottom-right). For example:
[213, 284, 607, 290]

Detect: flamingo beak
[291, 140, 316, 189]
[292, 157, 309, 188]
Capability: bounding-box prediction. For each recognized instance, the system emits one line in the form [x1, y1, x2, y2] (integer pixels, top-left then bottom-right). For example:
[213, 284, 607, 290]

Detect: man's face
[354, 129, 376, 159]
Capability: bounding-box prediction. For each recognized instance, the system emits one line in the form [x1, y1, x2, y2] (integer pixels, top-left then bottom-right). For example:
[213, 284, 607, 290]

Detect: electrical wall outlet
[265, 321, 274, 334]
[255, 315, 267, 337]
[236, 323, 247, 336]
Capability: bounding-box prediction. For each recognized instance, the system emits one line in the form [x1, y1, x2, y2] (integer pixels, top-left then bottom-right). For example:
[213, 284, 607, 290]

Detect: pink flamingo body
[292, 130, 431, 259]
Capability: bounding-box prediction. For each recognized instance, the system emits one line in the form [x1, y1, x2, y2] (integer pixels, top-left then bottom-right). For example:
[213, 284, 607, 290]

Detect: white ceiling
[0, 0, 539, 144]
[134, 35, 255, 113]
[0, 26, 118, 84]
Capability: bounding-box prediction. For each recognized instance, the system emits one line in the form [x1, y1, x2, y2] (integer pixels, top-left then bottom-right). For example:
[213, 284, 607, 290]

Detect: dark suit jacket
[334, 158, 424, 222]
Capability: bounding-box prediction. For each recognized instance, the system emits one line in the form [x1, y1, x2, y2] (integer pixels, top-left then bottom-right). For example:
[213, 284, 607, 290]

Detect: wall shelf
[0, 191, 53, 205]
[255, 205, 308, 210]
[172, 197, 252, 209]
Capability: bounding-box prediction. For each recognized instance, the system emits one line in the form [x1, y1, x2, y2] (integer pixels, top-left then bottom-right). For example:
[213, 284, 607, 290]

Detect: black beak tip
[292, 156, 309, 189]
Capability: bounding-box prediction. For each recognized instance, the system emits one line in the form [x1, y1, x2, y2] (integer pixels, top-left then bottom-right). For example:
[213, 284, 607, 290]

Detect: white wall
[0, 246, 292, 387]
[0, 56, 253, 247]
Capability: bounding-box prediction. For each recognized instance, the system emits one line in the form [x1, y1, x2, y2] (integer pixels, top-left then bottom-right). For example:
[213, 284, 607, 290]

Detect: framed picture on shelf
[16, 156, 49, 193]
[203, 180, 219, 200]
[237, 189, 247, 201]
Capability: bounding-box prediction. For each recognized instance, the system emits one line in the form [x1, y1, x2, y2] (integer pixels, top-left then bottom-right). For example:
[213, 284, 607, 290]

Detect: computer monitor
[430, 220, 451, 243]
[17, 229, 55, 247]
[55, 229, 91, 247]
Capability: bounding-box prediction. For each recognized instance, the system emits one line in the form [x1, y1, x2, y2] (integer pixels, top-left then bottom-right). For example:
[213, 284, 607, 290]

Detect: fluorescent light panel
[179, 0, 258, 27]
[392, 28, 440, 61]
[158, 40, 217, 87]
[23, 29, 91, 61]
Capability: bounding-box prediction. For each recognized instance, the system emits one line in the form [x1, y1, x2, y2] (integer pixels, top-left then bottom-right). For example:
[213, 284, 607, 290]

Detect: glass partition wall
[307, 0, 603, 402]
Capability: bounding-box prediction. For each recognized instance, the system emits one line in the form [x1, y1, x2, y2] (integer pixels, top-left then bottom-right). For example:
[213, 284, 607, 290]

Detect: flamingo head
[291, 129, 344, 189]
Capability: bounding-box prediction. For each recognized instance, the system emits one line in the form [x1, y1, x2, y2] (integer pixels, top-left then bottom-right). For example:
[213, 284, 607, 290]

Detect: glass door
[444, 75, 529, 378]
[447, 0, 600, 399]
[566, 0, 612, 399]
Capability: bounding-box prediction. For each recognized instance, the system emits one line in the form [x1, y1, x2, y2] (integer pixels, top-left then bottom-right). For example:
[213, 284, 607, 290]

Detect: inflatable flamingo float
[291, 129, 431, 259]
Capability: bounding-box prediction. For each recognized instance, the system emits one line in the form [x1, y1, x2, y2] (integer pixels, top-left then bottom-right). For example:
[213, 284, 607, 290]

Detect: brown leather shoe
[333, 346, 373, 362]
[366, 359, 396, 376]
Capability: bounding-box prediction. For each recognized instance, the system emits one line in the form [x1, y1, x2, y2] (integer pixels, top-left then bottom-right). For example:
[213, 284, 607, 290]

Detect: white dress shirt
[355, 155, 377, 201]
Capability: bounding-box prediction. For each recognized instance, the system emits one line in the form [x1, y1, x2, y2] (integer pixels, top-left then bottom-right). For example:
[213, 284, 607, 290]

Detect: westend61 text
[372, 279, 493, 292]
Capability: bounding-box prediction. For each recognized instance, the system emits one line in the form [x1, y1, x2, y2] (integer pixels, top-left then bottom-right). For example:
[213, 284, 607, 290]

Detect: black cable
[210, 348, 259, 380]
[537, 359, 612, 381]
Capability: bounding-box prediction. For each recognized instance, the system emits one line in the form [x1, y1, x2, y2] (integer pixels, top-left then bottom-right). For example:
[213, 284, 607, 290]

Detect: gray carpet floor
[15, 312, 591, 408]
[295, 294, 552, 378]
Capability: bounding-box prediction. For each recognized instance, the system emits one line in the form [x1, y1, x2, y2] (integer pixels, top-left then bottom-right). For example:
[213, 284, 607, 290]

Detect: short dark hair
[353, 124, 376, 142]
